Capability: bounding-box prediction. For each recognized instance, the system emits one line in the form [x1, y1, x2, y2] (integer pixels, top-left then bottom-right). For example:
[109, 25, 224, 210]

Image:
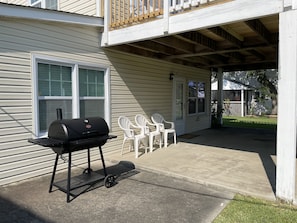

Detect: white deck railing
[107, 0, 221, 29]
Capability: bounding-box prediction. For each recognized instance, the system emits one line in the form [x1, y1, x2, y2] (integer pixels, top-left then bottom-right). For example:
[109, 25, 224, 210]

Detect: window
[34, 57, 109, 136]
[30, 0, 58, 10]
[79, 68, 105, 118]
[188, 81, 206, 115]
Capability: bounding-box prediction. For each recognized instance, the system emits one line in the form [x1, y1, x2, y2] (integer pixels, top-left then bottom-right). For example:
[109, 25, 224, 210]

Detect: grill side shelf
[28, 138, 65, 147]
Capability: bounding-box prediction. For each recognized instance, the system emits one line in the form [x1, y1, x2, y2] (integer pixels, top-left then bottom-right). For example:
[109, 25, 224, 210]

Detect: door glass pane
[175, 82, 183, 120]
[188, 98, 196, 114]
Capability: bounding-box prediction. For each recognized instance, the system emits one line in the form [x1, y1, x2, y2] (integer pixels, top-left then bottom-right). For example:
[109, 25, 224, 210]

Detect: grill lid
[48, 117, 109, 142]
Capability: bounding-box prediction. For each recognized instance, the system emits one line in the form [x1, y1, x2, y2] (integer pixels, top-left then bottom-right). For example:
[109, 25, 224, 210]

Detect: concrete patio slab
[107, 127, 277, 201]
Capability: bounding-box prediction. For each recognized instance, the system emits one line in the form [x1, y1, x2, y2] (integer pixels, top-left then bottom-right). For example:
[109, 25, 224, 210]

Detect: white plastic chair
[135, 114, 162, 153]
[118, 116, 148, 158]
[151, 113, 177, 148]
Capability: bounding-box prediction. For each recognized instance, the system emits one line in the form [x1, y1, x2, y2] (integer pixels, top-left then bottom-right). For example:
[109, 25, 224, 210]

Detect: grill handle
[56, 108, 63, 120]
[82, 130, 100, 135]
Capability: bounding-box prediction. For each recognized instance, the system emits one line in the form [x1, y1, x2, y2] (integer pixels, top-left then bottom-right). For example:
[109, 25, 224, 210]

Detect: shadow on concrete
[50, 160, 139, 202]
[0, 195, 54, 223]
[179, 127, 277, 194]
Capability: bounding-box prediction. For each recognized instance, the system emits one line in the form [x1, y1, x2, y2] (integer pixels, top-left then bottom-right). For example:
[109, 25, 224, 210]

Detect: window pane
[39, 100, 72, 132]
[80, 99, 104, 118]
[38, 80, 49, 96]
[188, 98, 196, 114]
[188, 81, 196, 97]
[50, 65, 60, 80]
[79, 69, 104, 97]
[46, 0, 58, 9]
[38, 63, 72, 96]
[198, 82, 205, 98]
[197, 82, 205, 113]
[38, 64, 49, 96]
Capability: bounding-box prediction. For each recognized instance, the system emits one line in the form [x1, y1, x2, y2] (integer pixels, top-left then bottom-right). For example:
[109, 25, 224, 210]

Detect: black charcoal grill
[28, 116, 117, 202]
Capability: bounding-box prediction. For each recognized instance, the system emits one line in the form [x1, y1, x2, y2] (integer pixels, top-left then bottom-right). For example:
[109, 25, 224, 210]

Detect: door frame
[172, 77, 186, 136]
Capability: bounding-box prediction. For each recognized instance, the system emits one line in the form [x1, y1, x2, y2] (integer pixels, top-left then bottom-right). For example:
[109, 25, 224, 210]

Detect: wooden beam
[208, 26, 242, 48]
[245, 19, 272, 44]
[177, 31, 217, 51]
[224, 52, 245, 62]
[164, 44, 277, 59]
[152, 36, 196, 53]
[127, 41, 178, 55]
[247, 49, 265, 60]
[108, 44, 165, 58]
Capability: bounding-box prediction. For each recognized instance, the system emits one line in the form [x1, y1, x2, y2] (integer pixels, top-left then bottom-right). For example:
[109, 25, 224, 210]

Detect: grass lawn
[213, 194, 297, 223]
[223, 116, 277, 129]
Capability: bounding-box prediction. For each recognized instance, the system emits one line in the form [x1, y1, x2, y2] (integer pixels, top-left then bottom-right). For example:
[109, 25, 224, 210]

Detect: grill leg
[87, 148, 92, 172]
[67, 151, 72, 203]
[98, 146, 107, 177]
[49, 153, 59, 193]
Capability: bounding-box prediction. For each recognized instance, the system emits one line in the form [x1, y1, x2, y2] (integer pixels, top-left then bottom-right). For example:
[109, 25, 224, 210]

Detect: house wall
[59, 0, 97, 16]
[0, 17, 211, 186]
[0, 17, 109, 186]
[0, 0, 100, 16]
[0, 0, 27, 5]
[105, 50, 211, 135]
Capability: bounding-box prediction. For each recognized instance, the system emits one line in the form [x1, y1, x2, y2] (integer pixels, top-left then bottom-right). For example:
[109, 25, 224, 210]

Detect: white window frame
[32, 55, 110, 137]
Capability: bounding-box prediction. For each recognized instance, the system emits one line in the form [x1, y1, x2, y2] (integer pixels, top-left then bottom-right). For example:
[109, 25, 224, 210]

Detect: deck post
[293, 0, 297, 9]
[217, 68, 223, 125]
[102, 0, 110, 45]
[276, 9, 297, 203]
[241, 88, 244, 117]
[163, 0, 169, 34]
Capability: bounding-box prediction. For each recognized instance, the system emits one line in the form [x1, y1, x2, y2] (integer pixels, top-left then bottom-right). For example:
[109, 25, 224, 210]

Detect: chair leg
[149, 135, 153, 153]
[173, 132, 177, 145]
[159, 134, 162, 148]
[134, 138, 139, 158]
[164, 131, 168, 148]
[121, 139, 126, 155]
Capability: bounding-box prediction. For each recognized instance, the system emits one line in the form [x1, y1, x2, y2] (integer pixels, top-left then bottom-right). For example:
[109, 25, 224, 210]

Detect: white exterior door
[173, 78, 186, 135]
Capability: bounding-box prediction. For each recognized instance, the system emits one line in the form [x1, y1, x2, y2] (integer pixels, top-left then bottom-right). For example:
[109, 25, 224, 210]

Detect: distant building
[211, 79, 273, 116]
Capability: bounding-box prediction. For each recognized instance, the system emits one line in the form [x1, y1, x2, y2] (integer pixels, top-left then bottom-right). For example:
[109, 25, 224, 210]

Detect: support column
[241, 89, 244, 117]
[217, 68, 223, 125]
[276, 10, 297, 203]
[102, 0, 110, 45]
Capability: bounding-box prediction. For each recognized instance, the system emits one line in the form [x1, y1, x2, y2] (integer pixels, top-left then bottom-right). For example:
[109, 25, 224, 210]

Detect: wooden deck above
[103, 0, 283, 71]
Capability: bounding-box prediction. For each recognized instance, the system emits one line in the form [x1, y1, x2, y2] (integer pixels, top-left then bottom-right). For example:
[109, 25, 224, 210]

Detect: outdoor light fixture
[169, 73, 174, 80]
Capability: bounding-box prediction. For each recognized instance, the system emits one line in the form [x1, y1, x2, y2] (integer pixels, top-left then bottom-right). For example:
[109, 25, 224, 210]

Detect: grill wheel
[104, 174, 115, 188]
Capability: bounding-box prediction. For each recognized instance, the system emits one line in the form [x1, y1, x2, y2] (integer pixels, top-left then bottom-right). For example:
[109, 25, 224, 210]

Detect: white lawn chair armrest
[164, 120, 175, 129]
